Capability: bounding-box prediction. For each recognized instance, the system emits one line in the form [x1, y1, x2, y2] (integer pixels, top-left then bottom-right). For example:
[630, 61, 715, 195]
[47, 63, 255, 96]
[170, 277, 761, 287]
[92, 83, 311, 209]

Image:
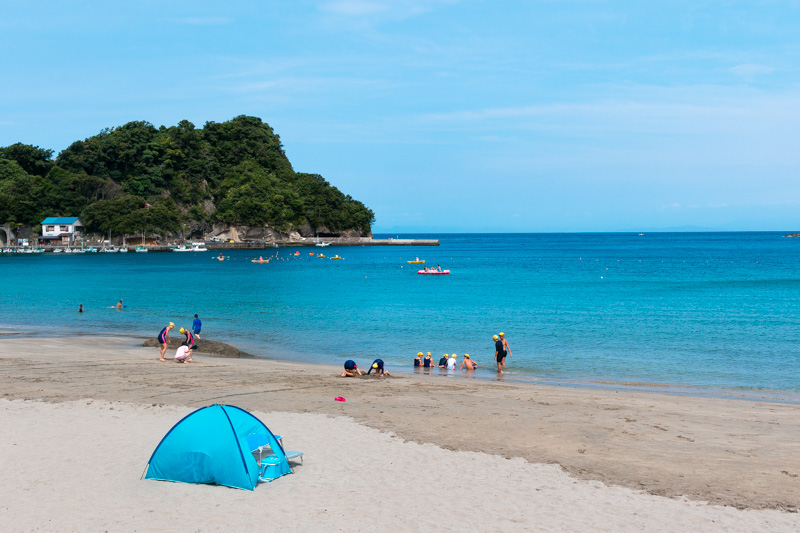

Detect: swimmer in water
[460, 354, 478, 371]
[116, 299, 123, 310]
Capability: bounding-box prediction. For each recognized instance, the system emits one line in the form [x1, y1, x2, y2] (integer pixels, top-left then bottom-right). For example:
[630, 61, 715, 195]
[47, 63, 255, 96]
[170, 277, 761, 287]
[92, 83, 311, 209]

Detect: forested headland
[0, 115, 374, 240]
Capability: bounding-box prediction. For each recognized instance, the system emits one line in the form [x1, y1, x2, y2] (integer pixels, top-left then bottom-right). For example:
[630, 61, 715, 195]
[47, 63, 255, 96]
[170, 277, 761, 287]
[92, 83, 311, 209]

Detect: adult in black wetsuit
[438, 353, 449, 367]
[494, 334, 505, 372]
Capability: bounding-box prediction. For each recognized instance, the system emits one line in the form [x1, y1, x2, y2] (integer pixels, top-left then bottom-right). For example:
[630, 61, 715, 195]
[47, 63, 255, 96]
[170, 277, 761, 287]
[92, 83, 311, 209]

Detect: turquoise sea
[1, 232, 798, 401]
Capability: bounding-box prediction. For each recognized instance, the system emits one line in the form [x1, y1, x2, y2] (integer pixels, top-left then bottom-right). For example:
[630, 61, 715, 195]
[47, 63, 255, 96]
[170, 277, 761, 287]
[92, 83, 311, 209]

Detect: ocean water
[1, 233, 798, 400]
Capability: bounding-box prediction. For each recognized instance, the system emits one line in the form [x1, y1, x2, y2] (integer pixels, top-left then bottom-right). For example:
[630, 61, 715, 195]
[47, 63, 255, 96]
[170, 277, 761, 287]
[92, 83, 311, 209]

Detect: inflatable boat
[418, 269, 450, 275]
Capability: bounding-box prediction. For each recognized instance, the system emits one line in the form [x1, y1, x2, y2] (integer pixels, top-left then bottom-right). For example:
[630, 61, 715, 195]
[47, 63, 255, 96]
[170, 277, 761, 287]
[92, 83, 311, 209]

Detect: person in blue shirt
[494, 334, 505, 372]
[367, 359, 390, 376]
[192, 314, 202, 337]
[340, 360, 362, 377]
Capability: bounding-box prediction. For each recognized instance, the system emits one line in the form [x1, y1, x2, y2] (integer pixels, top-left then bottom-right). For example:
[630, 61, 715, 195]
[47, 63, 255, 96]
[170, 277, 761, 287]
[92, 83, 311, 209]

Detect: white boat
[101, 245, 118, 253]
[191, 242, 208, 252]
[171, 245, 192, 252]
[53, 247, 63, 253]
[118, 247, 128, 253]
[64, 247, 73, 254]
[315, 241, 331, 247]
[135, 245, 148, 253]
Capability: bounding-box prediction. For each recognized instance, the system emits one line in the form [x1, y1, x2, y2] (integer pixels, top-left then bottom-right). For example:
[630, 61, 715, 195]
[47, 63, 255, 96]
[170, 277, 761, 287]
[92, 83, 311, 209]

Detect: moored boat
[418, 269, 450, 275]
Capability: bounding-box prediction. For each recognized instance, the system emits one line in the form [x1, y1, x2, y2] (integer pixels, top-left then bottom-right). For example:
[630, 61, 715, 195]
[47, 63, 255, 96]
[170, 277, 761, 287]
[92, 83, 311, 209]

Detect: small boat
[407, 259, 425, 264]
[294, 251, 300, 256]
[251, 257, 270, 263]
[53, 247, 63, 253]
[317, 254, 326, 258]
[217, 254, 225, 261]
[135, 246, 148, 253]
[101, 245, 118, 253]
[171, 245, 192, 252]
[64, 247, 73, 254]
[418, 269, 450, 275]
[191, 242, 208, 252]
[315, 242, 331, 247]
[309, 252, 315, 256]
[118, 247, 128, 253]
[330, 255, 343, 260]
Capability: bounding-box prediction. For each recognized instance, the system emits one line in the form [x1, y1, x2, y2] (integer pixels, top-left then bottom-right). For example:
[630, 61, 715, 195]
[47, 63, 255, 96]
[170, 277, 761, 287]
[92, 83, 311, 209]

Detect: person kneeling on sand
[175, 342, 192, 363]
[460, 354, 478, 370]
[340, 359, 362, 377]
[367, 359, 390, 377]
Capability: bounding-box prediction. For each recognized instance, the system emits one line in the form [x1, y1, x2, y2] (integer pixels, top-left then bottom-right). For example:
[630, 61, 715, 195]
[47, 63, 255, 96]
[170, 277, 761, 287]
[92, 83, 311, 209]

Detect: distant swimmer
[367, 359, 389, 377]
[460, 354, 478, 371]
[499, 332, 512, 367]
[78, 304, 83, 313]
[158, 322, 175, 362]
[340, 359, 362, 377]
[116, 299, 123, 310]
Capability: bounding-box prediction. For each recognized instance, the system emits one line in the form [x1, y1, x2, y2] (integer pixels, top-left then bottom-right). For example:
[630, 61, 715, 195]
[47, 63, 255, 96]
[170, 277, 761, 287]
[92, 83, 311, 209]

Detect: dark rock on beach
[141, 337, 254, 358]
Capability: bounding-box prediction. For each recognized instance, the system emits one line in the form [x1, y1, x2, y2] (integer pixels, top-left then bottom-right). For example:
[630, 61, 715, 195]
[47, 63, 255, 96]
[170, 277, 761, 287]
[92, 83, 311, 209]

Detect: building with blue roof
[39, 217, 83, 244]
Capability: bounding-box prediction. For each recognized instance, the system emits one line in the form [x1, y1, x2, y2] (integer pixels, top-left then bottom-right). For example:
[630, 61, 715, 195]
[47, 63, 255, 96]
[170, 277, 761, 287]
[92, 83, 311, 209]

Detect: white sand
[1, 398, 797, 532]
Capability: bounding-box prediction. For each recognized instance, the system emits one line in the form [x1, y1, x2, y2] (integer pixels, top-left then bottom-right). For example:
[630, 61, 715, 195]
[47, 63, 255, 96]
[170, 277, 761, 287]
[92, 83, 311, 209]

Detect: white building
[39, 217, 83, 245]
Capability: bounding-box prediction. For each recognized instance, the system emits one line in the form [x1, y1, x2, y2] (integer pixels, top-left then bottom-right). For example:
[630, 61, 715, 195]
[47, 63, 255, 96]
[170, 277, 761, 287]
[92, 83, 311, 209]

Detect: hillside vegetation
[0, 115, 374, 237]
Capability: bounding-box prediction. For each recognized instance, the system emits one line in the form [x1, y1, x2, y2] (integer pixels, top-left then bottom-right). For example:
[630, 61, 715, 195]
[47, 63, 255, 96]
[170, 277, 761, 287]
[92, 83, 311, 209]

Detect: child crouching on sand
[175, 342, 192, 363]
[340, 359, 362, 377]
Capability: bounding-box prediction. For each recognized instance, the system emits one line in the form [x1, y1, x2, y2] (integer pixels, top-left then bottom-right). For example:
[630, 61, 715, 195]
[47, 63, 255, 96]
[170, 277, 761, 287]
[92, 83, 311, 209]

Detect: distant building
[39, 217, 83, 245]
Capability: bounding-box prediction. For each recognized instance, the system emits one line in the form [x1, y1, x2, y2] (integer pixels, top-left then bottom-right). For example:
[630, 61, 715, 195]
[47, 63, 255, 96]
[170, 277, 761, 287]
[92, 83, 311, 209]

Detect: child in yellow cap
[157, 323, 175, 362]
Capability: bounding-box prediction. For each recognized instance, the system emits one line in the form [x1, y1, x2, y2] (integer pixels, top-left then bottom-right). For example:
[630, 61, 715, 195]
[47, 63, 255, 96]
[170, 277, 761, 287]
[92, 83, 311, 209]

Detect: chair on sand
[246, 434, 304, 481]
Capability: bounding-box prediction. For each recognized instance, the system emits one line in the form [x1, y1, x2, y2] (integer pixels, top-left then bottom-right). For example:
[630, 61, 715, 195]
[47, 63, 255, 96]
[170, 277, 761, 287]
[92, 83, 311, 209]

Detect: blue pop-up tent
[144, 404, 290, 490]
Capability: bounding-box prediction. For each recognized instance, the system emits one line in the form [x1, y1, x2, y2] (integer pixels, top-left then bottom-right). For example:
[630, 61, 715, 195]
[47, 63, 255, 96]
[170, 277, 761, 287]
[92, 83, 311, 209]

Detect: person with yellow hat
[446, 353, 457, 370]
[367, 358, 389, 377]
[499, 332, 512, 368]
[423, 351, 434, 369]
[157, 322, 175, 362]
[414, 352, 423, 368]
[494, 334, 505, 372]
[460, 353, 478, 371]
[438, 353, 449, 368]
[180, 327, 197, 353]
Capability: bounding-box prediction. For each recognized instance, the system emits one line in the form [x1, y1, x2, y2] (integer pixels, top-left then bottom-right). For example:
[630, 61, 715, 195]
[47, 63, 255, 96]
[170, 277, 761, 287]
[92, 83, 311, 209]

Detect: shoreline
[1, 334, 798, 513]
[3, 326, 798, 405]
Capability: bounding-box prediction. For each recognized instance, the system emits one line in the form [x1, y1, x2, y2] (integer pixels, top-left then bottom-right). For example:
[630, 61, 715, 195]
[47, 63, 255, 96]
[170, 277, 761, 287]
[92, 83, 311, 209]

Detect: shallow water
[1, 232, 798, 399]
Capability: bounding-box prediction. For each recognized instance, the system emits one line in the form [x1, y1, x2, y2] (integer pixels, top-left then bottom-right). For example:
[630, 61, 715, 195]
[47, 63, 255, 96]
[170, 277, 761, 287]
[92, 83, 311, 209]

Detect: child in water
[414, 352, 423, 367]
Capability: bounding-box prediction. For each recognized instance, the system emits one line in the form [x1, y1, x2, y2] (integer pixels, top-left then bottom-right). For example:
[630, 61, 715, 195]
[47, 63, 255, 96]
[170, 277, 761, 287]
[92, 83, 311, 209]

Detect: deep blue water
[1, 232, 798, 399]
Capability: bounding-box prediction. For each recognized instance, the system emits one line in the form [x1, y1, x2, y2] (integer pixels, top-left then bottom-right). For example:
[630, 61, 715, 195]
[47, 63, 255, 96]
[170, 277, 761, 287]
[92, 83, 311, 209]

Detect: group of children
[157, 314, 202, 363]
[414, 352, 479, 371]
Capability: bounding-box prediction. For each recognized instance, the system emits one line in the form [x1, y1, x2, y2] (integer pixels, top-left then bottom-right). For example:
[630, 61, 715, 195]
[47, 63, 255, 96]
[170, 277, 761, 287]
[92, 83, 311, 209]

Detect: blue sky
[1, 1, 799, 232]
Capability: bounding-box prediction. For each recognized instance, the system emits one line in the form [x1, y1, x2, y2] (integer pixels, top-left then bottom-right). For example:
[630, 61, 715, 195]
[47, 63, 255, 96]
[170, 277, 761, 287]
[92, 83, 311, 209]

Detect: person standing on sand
[494, 334, 505, 372]
[179, 327, 197, 350]
[499, 332, 512, 367]
[192, 314, 202, 338]
[460, 354, 478, 371]
[158, 322, 175, 362]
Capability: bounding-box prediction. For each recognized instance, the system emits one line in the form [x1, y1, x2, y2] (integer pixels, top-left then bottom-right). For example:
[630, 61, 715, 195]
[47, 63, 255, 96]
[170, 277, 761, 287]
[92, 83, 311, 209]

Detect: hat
[444, 353, 449, 357]
[499, 332, 505, 337]
[169, 322, 175, 327]
[179, 327, 185, 334]
[417, 352, 423, 356]
[451, 353, 457, 358]
[373, 363, 378, 368]
[492, 335, 498, 340]
[427, 352, 431, 355]
[464, 354, 470, 358]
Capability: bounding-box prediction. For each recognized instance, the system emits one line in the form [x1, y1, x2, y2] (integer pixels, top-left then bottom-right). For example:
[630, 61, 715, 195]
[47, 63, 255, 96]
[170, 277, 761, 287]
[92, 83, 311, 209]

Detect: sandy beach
[1, 335, 798, 532]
